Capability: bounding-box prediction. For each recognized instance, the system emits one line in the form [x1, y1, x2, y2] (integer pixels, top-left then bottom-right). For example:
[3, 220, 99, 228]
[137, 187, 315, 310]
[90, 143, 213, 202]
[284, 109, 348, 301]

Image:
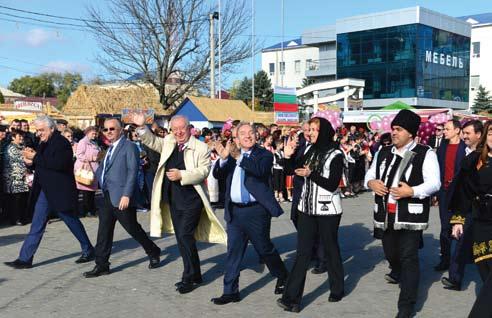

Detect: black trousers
[94, 192, 159, 267]
[382, 222, 422, 312]
[438, 189, 452, 263]
[282, 212, 344, 305]
[469, 259, 492, 317]
[6, 192, 30, 224]
[79, 190, 96, 216]
[170, 203, 203, 282]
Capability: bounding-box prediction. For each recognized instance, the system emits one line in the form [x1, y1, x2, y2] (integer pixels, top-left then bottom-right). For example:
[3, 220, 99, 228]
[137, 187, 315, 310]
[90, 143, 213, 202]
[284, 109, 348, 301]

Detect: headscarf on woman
[300, 117, 337, 174]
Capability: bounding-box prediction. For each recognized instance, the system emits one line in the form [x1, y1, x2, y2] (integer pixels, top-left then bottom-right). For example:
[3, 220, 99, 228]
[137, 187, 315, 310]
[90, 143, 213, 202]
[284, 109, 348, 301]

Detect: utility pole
[218, 0, 222, 99]
[281, 0, 284, 87]
[251, 0, 255, 111]
[209, 12, 219, 98]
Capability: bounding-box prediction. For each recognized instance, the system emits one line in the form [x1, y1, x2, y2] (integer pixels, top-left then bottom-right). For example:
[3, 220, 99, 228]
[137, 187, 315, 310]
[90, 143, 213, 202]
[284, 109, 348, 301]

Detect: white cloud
[41, 61, 91, 74]
[25, 28, 61, 47]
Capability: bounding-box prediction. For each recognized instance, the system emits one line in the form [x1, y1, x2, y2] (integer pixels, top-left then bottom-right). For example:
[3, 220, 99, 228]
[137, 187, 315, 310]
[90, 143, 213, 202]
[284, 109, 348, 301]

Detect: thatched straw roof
[177, 96, 274, 125]
[64, 83, 175, 117]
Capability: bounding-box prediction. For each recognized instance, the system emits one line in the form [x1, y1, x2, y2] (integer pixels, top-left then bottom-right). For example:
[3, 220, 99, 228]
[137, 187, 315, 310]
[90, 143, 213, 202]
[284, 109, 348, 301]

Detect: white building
[459, 13, 492, 109]
[261, 38, 318, 89]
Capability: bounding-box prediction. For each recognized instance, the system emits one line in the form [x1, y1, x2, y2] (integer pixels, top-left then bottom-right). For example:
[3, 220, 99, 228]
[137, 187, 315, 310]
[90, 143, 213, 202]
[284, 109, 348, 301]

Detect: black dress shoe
[384, 272, 400, 284]
[75, 251, 95, 264]
[148, 254, 160, 269]
[177, 281, 201, 294]
[434, 261, 449, 271]
[276, 298, 300, 313]
[311, 265, 327, 274]
[83, 265, 110, 278]
[274, 277, 286, 295]
[328, 292, 344, 302]
[396, 306, 414, 318]
[4, 259, 32, 269]
[441, 277, 461, 291]
[175, 278, 203, 288]
[211, 293, 241, 305]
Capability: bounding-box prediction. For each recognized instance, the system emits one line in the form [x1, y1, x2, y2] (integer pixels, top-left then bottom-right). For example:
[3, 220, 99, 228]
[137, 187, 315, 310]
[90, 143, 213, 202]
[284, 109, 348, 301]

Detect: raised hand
[452, 224, 463, 239]
[284, 142, 296, 158]
[130, 111, 146, 127]
[214, 141, 230, 160]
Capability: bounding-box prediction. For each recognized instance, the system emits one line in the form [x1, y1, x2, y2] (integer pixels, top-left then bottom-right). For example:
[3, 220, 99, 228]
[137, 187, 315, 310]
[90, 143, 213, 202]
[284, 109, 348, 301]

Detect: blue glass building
[302, 7, 471, 109]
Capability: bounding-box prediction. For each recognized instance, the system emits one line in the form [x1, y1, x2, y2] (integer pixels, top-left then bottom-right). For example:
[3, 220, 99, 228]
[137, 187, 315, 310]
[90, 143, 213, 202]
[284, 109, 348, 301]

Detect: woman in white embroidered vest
[277, 116, 344, 313]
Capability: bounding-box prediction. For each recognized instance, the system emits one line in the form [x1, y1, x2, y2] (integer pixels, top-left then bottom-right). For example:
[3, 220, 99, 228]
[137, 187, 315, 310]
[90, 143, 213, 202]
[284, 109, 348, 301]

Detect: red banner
[273, 102, 298, 112]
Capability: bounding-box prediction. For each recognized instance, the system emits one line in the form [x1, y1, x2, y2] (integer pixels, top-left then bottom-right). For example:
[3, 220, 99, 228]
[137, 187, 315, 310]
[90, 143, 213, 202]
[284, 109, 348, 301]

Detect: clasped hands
[367, 179, 414, 199]
[295, 165, 311, 177]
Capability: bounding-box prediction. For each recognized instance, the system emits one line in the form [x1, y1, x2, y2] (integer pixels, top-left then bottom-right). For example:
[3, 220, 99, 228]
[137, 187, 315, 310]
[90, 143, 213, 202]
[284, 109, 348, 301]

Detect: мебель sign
[425, 50, 464, 69]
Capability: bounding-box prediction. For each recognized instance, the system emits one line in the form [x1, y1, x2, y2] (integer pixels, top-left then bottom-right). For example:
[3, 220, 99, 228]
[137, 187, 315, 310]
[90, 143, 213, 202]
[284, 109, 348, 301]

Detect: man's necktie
[102, 145, 114, 188]
[178, 143, 185, 152]
[104, 145, 114, 173]
[239, 167, 250, 204]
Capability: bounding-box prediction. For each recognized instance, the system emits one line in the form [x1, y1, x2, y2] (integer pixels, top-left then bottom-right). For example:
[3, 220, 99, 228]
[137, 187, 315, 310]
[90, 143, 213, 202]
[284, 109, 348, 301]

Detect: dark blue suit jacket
[31, 131, 78, 214]
[436, 139, 466, 205]
[213, 145, 284, 222]
[96, 136, 142, 208]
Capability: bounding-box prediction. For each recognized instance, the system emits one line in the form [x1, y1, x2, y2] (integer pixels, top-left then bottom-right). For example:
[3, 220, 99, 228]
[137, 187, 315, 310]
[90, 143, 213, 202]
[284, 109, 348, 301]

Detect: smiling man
[4, 115, 94, 269]
[211, 122, 289, 305]
[132, 113, 226, 295]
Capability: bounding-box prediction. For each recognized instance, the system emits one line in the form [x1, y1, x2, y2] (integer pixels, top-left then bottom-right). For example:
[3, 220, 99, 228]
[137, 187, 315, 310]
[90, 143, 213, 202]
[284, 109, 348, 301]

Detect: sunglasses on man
[102, 127, 117, 132]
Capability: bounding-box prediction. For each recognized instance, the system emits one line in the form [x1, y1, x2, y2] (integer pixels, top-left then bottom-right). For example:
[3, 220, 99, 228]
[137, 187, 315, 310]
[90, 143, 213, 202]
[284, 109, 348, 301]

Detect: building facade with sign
[261, 6, 472, 110]
[336, 7, 470, 109]
[458, 13, 492, 109]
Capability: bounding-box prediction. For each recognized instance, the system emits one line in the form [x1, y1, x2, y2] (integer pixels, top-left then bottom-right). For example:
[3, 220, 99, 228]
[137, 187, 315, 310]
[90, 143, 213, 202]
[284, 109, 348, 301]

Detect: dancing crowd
[1, 110, 491, 317]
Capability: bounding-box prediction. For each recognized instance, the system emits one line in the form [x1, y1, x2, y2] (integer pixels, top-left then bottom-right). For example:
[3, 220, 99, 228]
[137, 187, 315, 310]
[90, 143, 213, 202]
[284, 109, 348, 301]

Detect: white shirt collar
[391, 140, 416, 157]
[110, 136, 123, 149]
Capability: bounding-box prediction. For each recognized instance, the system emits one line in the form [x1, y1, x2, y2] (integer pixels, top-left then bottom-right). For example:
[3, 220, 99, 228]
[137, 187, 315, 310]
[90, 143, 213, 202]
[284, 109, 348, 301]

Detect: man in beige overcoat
[133, 113, 226, 295]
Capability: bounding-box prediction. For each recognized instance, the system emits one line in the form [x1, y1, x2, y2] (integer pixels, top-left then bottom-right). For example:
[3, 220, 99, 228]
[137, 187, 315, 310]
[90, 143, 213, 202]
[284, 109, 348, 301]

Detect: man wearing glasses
[428, 124, 444, 150]
[84, 118, 161, 278]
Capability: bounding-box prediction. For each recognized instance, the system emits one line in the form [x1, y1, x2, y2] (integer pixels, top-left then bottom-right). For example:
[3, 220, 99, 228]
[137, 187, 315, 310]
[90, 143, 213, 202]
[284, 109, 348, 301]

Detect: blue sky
[0, 0, 491, 90]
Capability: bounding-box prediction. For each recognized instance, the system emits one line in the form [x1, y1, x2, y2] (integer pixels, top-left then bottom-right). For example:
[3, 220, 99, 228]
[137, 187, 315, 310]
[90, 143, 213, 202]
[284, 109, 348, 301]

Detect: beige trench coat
[140, 130, 227, 244]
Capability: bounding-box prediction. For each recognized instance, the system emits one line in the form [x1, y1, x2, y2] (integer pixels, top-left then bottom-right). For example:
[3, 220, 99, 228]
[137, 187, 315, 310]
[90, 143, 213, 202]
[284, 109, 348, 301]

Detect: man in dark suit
[4, 116, 94, 269]
[211, 122, 289, 305]
[84, 118, 160, 278]
[435, 119, 467, 290]
[428, 123, 444, 150]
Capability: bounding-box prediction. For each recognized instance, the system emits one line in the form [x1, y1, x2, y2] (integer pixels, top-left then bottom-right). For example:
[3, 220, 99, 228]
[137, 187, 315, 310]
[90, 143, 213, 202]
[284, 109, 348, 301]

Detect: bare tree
[86, 0, 251, 109]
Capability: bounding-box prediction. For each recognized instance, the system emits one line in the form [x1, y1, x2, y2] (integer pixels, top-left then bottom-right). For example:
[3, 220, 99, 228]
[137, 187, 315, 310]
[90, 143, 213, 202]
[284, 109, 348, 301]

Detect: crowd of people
[0, 110, 491, 317]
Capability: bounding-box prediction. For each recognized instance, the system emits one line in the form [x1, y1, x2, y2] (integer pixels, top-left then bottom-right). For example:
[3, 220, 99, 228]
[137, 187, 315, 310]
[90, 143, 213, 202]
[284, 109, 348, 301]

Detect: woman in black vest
[450, 120, 492, 317]
[277, 117, 344, 313]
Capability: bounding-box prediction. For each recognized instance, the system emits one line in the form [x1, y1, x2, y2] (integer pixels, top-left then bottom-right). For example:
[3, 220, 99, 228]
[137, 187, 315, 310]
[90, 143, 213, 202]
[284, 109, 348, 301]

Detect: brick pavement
[0, 193, 480, 317]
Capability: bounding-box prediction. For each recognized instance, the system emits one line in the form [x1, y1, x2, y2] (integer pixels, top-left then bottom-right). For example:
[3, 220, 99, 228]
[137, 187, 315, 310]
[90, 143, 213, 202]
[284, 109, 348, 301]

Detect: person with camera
[450, 120, 492, 317]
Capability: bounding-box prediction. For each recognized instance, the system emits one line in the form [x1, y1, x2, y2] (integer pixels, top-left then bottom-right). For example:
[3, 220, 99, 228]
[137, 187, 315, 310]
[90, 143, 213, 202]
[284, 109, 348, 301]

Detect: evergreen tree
[0, 90, 4, 104]
[473, 85, 492, 114]
[254, 70, 273, 111]
[235, 76, 252, 102]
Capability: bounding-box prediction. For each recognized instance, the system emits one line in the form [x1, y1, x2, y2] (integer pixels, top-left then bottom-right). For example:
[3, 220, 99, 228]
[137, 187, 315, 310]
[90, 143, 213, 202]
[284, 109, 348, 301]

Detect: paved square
[0, 193, 480, 317]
